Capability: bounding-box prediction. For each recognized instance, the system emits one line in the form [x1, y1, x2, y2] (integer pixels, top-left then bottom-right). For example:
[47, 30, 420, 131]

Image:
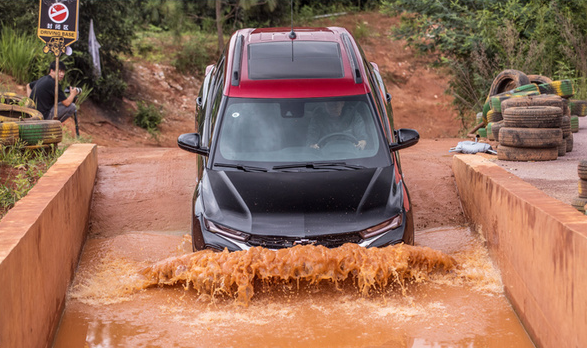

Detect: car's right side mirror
[177, 133, 209, 156]
[389, 128, 420, 151]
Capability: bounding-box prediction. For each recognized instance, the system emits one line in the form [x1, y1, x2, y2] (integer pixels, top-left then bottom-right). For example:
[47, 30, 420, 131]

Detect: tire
[579, 180, 587, 199]
[527, 75, 553, 85]
[571, 197, 587, 213]
[498, 127, 562, 148]
[569, 100, 587, 116]
[503, 106, 562, 128]
[0, 104, 43, 120]
[565, 134, 573, 152]
[0, 92, 35, 108]
[489, 70, 530, 96]
[478, 127, 487, 138]
[570, 116, 579, 133]
[501, 94, 563, 113]
[15, 120, 62, 145]
[561, 116, 571, 137]
[538, 80, 574, 98]
[0, 121, 19, 145]
[490, 91, 540, 112]
[487, 110, 503, 123]
[497, 145, 558, 161]
[492, 121, 504, 142]
[578, 160, 587, 180]
[557, 140, 566, 157]
[486, 122, 495, 140]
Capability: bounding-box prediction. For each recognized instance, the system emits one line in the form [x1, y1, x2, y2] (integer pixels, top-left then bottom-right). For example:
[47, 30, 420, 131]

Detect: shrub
[134, 101, 162, 135]
[173, 36, 212, 75]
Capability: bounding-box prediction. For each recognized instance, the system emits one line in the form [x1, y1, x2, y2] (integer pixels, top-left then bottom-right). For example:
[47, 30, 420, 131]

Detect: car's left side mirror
[389, 128, 419, 151]
[177, 133, 209, 156]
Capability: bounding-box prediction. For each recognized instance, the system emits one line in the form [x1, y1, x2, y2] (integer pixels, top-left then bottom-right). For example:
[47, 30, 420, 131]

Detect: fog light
[359, 214, 402, 239]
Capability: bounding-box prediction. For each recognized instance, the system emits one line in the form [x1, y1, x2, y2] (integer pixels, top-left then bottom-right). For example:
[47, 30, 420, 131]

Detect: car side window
[202, 56, 225, 148]
[365, 66, 392, 143]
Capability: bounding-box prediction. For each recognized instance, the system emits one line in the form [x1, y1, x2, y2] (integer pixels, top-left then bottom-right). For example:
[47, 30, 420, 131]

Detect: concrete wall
[0, 144, 98, 348]
[453, 154, 587, 348]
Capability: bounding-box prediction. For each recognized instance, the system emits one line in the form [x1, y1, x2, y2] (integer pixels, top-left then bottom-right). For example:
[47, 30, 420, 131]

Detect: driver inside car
[306, 101, 368, 150]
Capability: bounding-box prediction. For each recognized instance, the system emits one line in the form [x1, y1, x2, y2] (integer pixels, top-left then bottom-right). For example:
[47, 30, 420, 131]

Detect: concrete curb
[0, 144, 98, 348]
[453, 154, 587, 348]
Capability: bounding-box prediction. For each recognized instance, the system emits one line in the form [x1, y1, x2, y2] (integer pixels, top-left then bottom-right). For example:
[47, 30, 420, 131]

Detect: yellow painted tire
[0, 104, 43, 121]
[0, 121, 19, 145]
[0, 92, 36, 108]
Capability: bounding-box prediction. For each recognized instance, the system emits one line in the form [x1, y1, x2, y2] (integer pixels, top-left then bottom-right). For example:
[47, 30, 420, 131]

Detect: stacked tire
[0, 121, 19, 145]
[497, 98, 563, 161]
[573, 160, 587, 213]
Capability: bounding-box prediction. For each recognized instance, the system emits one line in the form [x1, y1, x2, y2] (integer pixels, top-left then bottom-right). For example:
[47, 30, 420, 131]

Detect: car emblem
[293, 238, 317, 246]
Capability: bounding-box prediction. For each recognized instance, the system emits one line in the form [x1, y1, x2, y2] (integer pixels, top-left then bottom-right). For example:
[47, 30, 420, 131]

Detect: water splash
[139, 243, 457, 305]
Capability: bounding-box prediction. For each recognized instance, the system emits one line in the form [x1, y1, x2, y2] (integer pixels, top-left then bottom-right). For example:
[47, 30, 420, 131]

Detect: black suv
[178, 27, 419, 251]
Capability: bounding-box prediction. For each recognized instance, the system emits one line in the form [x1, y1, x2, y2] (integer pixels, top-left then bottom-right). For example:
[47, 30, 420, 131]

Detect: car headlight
[204, 218, 250, 242]
[359, 214, 403, 239]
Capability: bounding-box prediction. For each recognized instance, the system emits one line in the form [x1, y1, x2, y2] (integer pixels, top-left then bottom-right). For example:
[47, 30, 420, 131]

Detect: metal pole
[54, 55, 59, 120]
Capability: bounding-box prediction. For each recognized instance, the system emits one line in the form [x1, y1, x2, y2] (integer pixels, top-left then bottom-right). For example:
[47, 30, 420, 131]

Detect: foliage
[381, 0, 587, 128]
[0, 141, 64, 219]
[134, 101, 162, 135]
[0, 28, 53, 84]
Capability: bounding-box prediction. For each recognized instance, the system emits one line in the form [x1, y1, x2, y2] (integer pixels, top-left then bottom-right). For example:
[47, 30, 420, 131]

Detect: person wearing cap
[26, 61, 79, 122]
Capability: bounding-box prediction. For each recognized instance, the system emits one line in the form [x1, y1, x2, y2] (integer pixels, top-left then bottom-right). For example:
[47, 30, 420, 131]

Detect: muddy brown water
[52, 226, 534, 348]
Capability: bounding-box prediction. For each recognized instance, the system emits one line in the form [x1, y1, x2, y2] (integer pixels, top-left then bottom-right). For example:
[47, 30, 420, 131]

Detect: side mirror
[177, 133, 209, 156]
[389, 129, 419, 151]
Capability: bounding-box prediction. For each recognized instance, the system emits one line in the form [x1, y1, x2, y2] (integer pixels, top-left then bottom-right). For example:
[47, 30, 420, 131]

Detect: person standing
[26, 61, 78, 122]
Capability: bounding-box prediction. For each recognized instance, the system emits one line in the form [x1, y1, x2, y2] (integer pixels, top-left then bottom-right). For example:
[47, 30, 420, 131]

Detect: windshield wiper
[272, 162, 366, 171]
[214, 162, 268, 172]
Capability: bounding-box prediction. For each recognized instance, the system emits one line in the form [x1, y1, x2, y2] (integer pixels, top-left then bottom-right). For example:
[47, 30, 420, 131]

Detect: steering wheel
[317, 132, 358, 148]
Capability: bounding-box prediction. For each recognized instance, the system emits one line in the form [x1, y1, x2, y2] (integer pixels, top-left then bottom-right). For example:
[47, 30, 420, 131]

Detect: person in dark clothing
[306, 101, 368, 150]
[26, 61, 78, 122]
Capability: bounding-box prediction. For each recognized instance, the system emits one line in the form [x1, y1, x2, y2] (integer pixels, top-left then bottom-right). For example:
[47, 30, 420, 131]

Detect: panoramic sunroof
[248, 41, 344, 80]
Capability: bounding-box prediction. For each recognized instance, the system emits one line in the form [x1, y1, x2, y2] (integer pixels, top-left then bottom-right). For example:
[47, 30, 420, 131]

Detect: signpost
[37, 0, 79, 121]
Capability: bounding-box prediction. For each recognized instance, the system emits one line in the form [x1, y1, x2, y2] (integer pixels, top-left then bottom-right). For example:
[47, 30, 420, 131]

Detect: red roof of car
[224, 27, 372, 99]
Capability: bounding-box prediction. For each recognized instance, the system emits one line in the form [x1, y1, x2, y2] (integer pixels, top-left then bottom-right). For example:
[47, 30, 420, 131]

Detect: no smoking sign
[37, 0, 79, 55]
[48, 3, 69, 23]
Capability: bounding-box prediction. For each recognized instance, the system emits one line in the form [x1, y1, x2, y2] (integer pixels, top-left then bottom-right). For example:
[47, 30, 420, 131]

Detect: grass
[0, 141, 65, 219]
[0, 27, 49, 84]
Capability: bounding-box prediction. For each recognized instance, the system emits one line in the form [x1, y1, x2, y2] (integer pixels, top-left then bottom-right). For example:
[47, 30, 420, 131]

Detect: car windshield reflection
[214, 96, 389, 169]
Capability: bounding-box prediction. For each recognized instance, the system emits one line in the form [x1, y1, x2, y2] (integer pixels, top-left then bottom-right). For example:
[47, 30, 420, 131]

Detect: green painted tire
[0, 121, 19, 145]
[15, 120, 62, 145]
[570, 116, 579, 133]
[569, 100, 587, 116]
[537, 80, 574, 98]
[478, 127, 487, 138]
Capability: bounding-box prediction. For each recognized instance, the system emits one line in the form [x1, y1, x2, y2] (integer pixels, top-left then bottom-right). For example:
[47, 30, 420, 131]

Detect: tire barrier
[503, 106, 562, 129]
[15, 120, 62, 146]
[498, 127, 562, 148]
[0, 104, 43, 121]
[527, 74, 553, 85]
[574, 161, 587, 213]
[0, 121, 19, 145]
[537, 80, 574, 98]
[569, 99, 587, 116]
[497, 144, 558, 161]
[570, 116, 579, 133]
[488, 69, 530, 97]
[0, 92, 36, 109]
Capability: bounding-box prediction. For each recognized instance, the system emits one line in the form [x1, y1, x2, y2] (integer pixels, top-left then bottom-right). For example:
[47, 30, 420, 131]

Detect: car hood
[201, 167, 404, 237]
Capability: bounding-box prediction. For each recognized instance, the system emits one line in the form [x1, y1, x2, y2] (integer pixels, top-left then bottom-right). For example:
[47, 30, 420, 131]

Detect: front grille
[247, 232, 362, 249]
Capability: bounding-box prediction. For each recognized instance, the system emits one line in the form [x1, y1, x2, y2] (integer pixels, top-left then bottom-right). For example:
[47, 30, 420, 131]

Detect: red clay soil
[0, 11, 467, 229]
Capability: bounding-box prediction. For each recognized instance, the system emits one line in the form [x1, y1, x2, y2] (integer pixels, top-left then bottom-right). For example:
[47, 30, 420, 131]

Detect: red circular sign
[48, 3, 69, 24]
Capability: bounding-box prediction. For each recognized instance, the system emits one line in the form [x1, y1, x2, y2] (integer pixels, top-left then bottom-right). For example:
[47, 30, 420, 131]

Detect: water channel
[52, 226, 534, 347]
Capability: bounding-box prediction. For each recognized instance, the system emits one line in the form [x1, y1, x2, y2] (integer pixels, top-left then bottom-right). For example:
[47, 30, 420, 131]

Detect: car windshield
[212, 95, 391, 169]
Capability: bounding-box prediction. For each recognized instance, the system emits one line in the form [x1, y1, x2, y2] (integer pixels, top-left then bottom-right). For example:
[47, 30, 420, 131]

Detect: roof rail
[231, 35, 244, 86]
[341, 33, 362, 84]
